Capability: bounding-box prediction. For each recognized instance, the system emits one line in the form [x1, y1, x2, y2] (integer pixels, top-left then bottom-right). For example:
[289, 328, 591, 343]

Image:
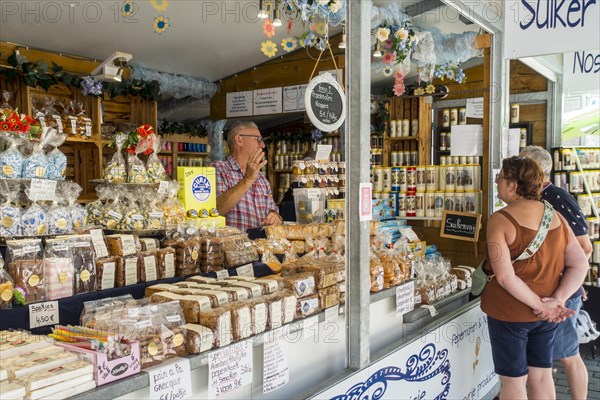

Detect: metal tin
[406, 194, 416, 217]
[450, 108, 458, 126]
[382, 167, 392, 192]
[397, 192, 406, 217]
[416, 166, 426, 192]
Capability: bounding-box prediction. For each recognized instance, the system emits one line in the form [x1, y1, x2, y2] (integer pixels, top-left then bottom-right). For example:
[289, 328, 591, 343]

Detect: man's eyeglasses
[239, 135, 264, 144]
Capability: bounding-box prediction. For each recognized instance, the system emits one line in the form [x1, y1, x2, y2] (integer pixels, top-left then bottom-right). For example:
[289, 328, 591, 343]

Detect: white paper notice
[29, 301, 59, 329]
[147, 357, 192, 400]
[226, 91, 253, 118]
[215, 269, 229, 280]
[263, 328, 289, 394]
[236, 264, 254, 277]
[359, 183, 373, 221]
[29, 179, 57, 202]
[89, 229, 109, 258]
[396, 281, 415, 317]
[209, 341, 253, 398]
[253, 87, 283, 116]
[507, 128, 521, 157]
[157, 181, 169, 196]
[315, 145, 333, 161]
[450, 125, 483, 156]
[283, 85, 307, 112]
[466, 98, 484, 119]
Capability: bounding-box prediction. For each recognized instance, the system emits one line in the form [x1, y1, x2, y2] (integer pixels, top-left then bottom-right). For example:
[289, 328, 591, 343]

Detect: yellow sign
[177, 167, 217, 212]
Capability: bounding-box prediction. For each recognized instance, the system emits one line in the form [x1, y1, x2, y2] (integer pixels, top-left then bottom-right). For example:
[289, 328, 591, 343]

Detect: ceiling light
[258, 0, 268, 18]
[273, 9, 282, 26]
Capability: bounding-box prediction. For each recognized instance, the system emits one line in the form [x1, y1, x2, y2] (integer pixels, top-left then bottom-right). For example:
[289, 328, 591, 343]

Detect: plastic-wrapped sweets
[6, 238, 46, 303]
[127, 138, 150, 184]
[63, 181, 86, 231]
[0, 134, 25, 179]
[47, 198, 73, 235]
[146, 135, 168, 183]
[21, 203, 47, 236]
[0, 182, 22, 237]
[105, 134, 127, 183]
[44, 239, 74, 300]
[163, 181, 186, 226]
[144, 192, 164, 230]
[69, 235, 96, 294]
[118, 190, 146, 231]
[101, 189, 125, 230]
[86, 185, 110, 225]
[44, 130, 67, 180]
[22, 127, 54, 179]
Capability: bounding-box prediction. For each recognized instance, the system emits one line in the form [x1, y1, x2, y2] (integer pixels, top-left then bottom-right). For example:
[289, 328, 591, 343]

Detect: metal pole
[346, 0, 371, 370]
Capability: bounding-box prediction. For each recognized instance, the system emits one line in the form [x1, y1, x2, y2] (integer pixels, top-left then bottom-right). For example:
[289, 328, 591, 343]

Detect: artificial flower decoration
[281, 37, 298, 52]
[434, 63, 466, 84]
[328, 0, 342, 13]
[150, 0, 169, 12]
[314, 21, 327, 36]
[376, 27, 390, 42]
[125, 123, 155, 155]
[121, 0, 134, 17]
[393, 70, 406, 97]
[261, 41, 278, 58]
[263, 20, 276, 38]
[414, 87, 425, 96]
[382, 52, 397, 64]
[0, 108, 41, 139]
[80, 76, 103, 96]
[153, 15, 170, 34]
[425, 84, 436, 94]
[382, 65, 394, 77]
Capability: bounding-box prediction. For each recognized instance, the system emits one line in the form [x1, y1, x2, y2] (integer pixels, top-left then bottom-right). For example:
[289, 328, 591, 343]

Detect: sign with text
[29, 179, 57, 202]
[359, 183, 372, 221]
[440, 211, 482, 242]
[396, 281, 415, 317]
[226, 91, 253, 118]
[29, 301, 59, 329]
[315, 144, 332, 161]
[466, 98, 484, 119]
[283, 85, 307, 112]
[208, 341, 253, 398]
[504, 0, 600, 58]
[236, 264, 254, 277]
[253, 87, 282, 115]
[563, 49, 600, 93]
[450, 125, 483, 156]
[305, 72, 346, 132]
[263, 328, 289, 394]
[147, 357, 192, 400]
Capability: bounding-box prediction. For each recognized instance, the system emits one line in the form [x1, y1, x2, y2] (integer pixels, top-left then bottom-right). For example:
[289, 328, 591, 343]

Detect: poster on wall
[283, 85, 307, 112]
[563, 49, 600, 93]
[254, 87, 283, 115]
[311, 305, 498, 400]
[503, 0, 600, 58]
[226, 91, 253, 117]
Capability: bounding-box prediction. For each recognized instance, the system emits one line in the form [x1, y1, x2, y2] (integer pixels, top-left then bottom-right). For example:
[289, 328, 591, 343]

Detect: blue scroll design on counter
[330, 343, 451, 400]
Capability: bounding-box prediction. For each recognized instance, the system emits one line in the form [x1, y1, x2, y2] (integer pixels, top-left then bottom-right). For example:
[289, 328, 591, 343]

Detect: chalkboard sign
[305, 72, 346, 132]
[440, 211, 482, 242]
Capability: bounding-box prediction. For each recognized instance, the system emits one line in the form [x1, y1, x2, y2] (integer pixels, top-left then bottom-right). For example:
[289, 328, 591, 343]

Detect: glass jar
[292, 160, 305, 175]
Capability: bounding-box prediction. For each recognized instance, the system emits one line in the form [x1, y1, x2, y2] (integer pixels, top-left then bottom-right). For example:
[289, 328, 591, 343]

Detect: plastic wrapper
[282, 243, 299, 265]
[1, 90, 13, 109]
[43, 239, 74, 300]
[69, 235, 96, 294]
[156, 247, 175, 280]
[46, 198, 73, 235]
[264, 225, 287, 240]
[228, 302, 253, 341]
[198, 307, 232, 347]
[179, 289, 228, 308]
[127, 139, 149, 184]
[0, 182, 22, 236]
[295, 293, 320, 319]
[163, 181, 186, 226]
[6, 239, 46, 303]
[182, 323, 215, 354]
[140, 238, 159, 251]
[101, 189, 126, 230]
[0, 134, 25, 179]
[244, 299, 268, 335]
[95, 256, 117, 291]
[144, 191, 165, 230]
[227, 281, 263, 298]
[317, 285, 340, 309]
[283, 259, 339, 289]
[22, 128, 53, 179]
[144, 283, 180, 297]
[46, 130, 68, 180]
[116, 255, 139, 287]
[200, 235, 224, 273]
[370, 253, 384, 292]
[0, 253, 15, 309]
[21, 202, 47, 236]
[137, 251, 158, 283]
[105, 134, 127, 183]
[86, 185, 109, 226]
[263, 293, 283, 330]
[253, 277, 283, 294]
[253, 238, 286, 255]
[118, 190, 147, 230]
[146, 135, 168, 183]
[63, 182, 86, 231]
[175, 238, 201, 276]
[282, 272, 316, 298]
[105, 234, 138, 256]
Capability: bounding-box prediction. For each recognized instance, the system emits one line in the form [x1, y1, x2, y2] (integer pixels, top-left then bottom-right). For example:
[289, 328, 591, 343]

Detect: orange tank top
[480, 209, 570, 322]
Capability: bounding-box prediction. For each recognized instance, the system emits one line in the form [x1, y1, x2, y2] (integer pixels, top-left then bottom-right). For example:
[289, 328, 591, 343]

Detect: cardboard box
[177, 167, 217, 212]
[56, 341, 140, 386]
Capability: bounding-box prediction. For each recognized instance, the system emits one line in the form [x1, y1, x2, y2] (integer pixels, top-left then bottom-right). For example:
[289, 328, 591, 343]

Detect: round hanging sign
[304, 72, 346, 132]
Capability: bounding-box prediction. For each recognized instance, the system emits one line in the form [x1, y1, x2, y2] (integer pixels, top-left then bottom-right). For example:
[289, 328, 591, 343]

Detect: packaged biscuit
[295, 294, 320, 319]
[115, 255, 139, 287]
[104, 134, 127, 183]
[105, 235, 138, 257]
[0, 254, 15, 309]
[244, 299, 268, 336]
[6, 239, 46, 303]
[156, 247, 176, 280]
[281, 290, 297, 324]
[43, 239, 73, 300]
[198, 307, 232, 347]
[182, 324, 214, 354]
[95, 257, 117, 291]
[137, 251, 158, 283]
[264, 293, 283, 330]
[228, 302, 253, 341]
[282, 272, 316, 298]
[68, 235, 96, 295]
[317, 285, 340, 310]
[144, 283, 180, 297]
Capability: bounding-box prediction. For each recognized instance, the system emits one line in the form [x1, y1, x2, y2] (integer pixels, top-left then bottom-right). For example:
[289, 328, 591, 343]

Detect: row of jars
[441, 108, 467, 127]
[292, 160, 345, 175]
[577, 193, 600, 216]
[554, 148, 600, 171]
[292, 174, 345, 189]
[371, 164, 482, 194]
[373, 190, 483, 218]
[554, 170, 600, 193]
[388, 119, 419, 138]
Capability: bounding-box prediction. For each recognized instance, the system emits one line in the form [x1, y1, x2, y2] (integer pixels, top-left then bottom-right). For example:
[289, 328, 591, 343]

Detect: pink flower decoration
[382, 52, 397, 64]
[262, 20, 276, 38]
[393, 82, 406, 97]
[383, 39, 393, 49]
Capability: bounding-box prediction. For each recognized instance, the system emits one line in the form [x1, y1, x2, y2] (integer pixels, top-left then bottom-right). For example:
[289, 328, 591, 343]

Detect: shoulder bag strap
[513, 200, 554, 262]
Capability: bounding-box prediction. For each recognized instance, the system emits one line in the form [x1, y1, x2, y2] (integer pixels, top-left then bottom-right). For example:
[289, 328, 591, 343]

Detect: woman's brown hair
[501, 156, 544, 200]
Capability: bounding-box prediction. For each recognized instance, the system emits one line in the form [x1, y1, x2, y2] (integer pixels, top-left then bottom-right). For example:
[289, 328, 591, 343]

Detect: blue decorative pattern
[330, 343, 451, 400]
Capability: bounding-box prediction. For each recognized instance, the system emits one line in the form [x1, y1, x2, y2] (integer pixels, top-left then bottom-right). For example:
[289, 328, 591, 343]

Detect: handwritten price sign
[29, 301, 59, 328]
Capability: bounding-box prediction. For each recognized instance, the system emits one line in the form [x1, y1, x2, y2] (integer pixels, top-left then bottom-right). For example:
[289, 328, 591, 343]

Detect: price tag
[325, 306, 338, 323]
[215, 269, 229, 280]
[147, 357, 192, 400]
[420, 304, 439, 317]
[89, 229, 109, 258]
[236, 264, 254, 277]
[302, 315, 319, 339]
[29, 179, 57, 202]
[396, 281, 415, 317]
[157, 180, 169, 196]
[315, 144, 332, 162]
[208, 341, 253, 398]
[29, 301, 59, 329]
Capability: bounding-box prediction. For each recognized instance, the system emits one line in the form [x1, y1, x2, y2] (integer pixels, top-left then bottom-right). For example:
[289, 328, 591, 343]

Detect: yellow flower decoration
[382, 65, 394, 77]
[414, 87, 425, 96]
[261, 41, 278, 57]
[121, 0, 134, 17]
[314, 21, 327, 36]
[153, 16, 170, 34]
[281, 37, 297, 52]
[425, 84, 436, 94]
[150, 0, 169, 12]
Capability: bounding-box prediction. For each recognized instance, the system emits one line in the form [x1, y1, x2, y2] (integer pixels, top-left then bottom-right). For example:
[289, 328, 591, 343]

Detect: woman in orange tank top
[481, 156, 588, 400]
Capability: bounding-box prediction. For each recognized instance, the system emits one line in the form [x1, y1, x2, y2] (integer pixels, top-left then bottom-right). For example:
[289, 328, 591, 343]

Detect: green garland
[264, 130, 313, 145]
[0, 51, 161, 101]
[159, 120, 208, 138]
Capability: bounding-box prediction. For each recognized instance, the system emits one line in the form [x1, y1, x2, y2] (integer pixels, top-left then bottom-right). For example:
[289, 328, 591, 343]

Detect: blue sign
[192, 175, 211, 202]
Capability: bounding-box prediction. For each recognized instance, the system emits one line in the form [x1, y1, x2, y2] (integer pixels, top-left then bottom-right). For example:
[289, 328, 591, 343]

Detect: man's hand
[243, 148, 267, 185]
[263, 211, 283, 226]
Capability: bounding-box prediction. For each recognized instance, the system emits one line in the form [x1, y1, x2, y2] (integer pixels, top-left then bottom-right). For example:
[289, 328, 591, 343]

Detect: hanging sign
[563, 49, 600, 93]
[305, 72, 346, 132]
[503, 0, 600, 59]
[226, 91, 253, 117]
[440, 211, 482, 242]
[253, 87, 283, 115]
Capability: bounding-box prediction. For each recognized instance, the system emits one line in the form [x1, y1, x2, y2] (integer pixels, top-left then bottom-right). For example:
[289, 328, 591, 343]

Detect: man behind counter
[211, 121, 283, 231]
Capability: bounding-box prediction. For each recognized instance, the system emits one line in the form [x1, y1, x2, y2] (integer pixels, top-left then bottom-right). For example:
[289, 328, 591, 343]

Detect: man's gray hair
[227, 121, 259, 146]
[520, 145, 553, 179]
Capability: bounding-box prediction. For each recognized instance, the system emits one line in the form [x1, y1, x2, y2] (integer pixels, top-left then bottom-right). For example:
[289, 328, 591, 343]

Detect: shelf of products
[155, 134, 210, 179]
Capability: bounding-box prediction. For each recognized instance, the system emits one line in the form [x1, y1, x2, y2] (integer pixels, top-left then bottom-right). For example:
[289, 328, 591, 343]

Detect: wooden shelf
[177, 151, 208, 156]
[274, 169, 293, 173]
[386, 136, 419, 142]
[64, 136, 98, 143]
